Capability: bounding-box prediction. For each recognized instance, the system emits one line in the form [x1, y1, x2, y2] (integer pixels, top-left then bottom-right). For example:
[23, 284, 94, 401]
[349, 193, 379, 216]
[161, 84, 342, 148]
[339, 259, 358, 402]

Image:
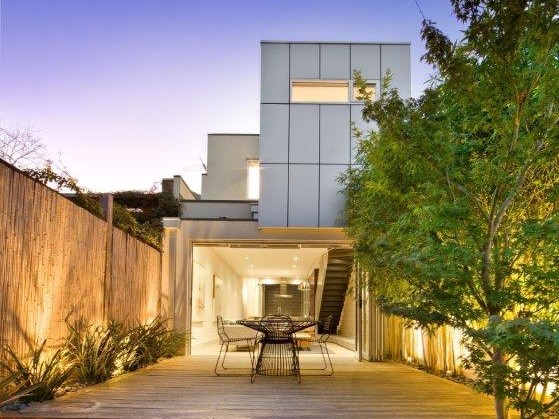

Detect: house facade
[161, 41, 410, 359]
[260, 41, 410, 228]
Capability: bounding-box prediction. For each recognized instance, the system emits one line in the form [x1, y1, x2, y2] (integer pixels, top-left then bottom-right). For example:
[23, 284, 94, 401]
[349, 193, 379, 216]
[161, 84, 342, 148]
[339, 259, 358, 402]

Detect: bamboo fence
[0, 160, 162, 360]
[383, 315, 466, 375]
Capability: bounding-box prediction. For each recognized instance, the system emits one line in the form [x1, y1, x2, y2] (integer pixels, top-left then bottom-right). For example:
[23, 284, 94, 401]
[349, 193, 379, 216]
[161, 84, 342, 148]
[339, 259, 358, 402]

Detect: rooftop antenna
[199, 157, 207, 172]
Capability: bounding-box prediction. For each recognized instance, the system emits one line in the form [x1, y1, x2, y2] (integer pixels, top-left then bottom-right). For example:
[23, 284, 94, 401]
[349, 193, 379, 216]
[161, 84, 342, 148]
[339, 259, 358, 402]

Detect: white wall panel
[261, 43, 289, 103]
[320, 44, 350, 79]
[320, 105, 350, 164]
[290, 44, 319, 79]
[289, 105, 319, 163]
[319, 165, 348, 227]
[288, 165, 319, 227]
[381, 44, 411, 99]
[350, 44, 381, 79]
[260, 104, 289, 163]
[259, 164, 288, 227]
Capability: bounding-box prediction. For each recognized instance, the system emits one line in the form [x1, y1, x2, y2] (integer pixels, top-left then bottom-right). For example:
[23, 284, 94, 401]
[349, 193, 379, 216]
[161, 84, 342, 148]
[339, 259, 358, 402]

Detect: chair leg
[291, 340, 301, 383]
[323, 342, 334, 376]
[221, 342, 230, 370]
[214, 342, 225, 375]
[317, 341, 328, 370]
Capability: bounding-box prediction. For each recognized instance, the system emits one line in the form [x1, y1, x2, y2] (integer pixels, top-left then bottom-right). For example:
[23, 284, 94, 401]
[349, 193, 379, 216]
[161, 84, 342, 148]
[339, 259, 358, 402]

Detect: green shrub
[121, 318, 186, 372]
[1, 341, 73, 403]
[65, 320, 127, 384]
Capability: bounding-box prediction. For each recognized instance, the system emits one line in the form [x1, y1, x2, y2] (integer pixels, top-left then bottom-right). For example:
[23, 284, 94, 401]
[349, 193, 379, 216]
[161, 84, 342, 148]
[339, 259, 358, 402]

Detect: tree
[342, 1, 559, 418]
[0, 125, 45, 168]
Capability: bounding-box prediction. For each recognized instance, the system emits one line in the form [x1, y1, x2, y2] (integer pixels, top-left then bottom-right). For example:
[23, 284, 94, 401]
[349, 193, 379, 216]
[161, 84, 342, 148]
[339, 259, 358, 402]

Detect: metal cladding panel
[381, 44, 411, 99]
[288, 164, 319, 227]
[319, 165, 348, 227]
[320, 44, 350, 79]
[289, 105, 319, 164]
[350, 44, 381, 79]
[320, 105, 350, 164]
[260, 104, 289, 163]
[261, 43, 289, 103]
[351, 105, 376, 164]
[290, 44, 320, 79]
[259, 164, 288, 227]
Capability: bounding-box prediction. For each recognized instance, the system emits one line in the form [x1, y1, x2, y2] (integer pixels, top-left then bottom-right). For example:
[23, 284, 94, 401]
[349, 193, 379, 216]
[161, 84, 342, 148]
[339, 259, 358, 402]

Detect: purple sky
[0, 0, 463, 193]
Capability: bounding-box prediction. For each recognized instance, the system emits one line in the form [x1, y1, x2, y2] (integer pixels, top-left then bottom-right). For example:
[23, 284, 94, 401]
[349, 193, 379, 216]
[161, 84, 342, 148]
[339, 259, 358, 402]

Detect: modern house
[161, 41, 410, 359]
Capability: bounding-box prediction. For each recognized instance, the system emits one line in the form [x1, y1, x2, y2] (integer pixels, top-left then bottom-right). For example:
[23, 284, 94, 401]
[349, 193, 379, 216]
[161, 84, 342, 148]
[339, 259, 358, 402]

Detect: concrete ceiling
[211, 246, 328, 280]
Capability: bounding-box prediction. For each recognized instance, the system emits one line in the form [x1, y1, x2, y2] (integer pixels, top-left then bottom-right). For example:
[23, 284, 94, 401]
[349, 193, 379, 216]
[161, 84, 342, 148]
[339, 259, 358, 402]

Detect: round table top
[237, 318, 318, 334]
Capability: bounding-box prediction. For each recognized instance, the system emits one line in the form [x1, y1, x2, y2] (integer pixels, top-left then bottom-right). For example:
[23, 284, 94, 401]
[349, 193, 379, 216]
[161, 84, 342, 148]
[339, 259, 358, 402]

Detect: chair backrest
[259, 314, 294, 341]
[216, 315, 229, 342]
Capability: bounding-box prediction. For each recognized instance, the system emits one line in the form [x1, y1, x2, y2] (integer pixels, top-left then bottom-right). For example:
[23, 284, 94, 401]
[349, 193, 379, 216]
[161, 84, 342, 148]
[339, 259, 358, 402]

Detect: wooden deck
[5, 345, 498, 418]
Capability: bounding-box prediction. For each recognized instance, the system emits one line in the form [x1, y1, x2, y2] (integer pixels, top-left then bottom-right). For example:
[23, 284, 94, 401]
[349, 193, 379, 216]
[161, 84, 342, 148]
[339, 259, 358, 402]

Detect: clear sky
[0, 0, 463, 193]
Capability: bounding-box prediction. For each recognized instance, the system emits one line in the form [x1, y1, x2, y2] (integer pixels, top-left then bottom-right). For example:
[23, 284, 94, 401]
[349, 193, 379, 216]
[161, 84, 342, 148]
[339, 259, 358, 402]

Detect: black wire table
[237, 316, 318, 383]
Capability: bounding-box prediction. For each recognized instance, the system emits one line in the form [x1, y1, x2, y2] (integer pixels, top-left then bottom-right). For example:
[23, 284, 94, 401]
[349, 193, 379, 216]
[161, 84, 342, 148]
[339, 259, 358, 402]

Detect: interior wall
[191, 247, 243, 346]
[242, 278, 262, 318]
[263, 284, 302, 317]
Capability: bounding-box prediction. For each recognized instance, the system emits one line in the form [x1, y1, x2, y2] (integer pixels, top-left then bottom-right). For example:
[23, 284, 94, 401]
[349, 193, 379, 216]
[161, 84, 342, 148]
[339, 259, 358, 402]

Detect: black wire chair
[296, 315, 334, 375]
[214, 315, 256, 375]
[252, 314, 301, 383]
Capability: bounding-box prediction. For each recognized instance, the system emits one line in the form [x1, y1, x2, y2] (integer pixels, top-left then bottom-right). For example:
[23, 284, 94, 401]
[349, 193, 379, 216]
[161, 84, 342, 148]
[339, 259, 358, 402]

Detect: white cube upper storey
[259, 41, 411, 229]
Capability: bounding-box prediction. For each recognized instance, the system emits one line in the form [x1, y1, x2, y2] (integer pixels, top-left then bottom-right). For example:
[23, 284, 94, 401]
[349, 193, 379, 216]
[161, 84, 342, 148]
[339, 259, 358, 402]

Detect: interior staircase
[317, 249, 353, 333]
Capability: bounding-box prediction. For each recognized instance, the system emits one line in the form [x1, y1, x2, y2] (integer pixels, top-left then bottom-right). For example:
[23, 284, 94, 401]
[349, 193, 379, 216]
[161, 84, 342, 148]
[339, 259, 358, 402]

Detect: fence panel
[109, 228, 161, 324]
[0, 160, 161, 360]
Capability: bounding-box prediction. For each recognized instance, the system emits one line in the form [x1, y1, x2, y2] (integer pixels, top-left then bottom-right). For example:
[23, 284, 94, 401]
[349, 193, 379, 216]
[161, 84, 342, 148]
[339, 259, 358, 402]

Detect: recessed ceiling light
[250, 264, 255, 268]
[293, 256, 299, 261]
[292, 265, 296, 268]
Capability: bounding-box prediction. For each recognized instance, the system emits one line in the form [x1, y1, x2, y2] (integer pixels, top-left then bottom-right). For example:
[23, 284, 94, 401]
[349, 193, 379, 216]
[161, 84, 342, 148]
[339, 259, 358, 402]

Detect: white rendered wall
[259, 42, 411, 228]
[191, 246, 244, 347]
[201, 134, 259, 200]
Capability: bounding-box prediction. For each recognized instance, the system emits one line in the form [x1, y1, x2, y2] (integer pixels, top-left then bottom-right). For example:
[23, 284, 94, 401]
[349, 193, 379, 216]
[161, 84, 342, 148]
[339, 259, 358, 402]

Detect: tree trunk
[493, 349, 510, 419]
[495, 395, 508, 419]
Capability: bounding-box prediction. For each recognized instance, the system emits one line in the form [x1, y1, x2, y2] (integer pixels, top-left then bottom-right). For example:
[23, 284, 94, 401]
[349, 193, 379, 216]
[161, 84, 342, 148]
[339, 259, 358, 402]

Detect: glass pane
[292, 81, 348, 103]
[353, 83, 376, 101]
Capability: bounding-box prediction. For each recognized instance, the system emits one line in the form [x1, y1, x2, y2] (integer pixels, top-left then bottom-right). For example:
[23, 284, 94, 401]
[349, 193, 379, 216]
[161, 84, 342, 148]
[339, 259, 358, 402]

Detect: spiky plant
[1, 341, 73, 403]
[65, 320, 127, 384]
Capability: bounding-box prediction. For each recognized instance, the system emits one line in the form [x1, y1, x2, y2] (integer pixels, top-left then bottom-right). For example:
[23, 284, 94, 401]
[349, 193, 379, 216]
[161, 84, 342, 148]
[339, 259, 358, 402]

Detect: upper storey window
[291, 81, 348, 103]
[291, 80, 376, 103]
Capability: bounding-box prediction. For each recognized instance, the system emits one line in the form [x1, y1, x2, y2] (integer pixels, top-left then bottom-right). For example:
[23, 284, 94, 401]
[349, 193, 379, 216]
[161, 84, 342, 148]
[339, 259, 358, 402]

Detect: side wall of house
[201, 134, 259, 200]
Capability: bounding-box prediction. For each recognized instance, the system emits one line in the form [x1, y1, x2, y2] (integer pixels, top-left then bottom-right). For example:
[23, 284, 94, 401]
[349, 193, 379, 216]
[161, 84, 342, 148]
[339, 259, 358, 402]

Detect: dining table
[237, 316, 318, 383]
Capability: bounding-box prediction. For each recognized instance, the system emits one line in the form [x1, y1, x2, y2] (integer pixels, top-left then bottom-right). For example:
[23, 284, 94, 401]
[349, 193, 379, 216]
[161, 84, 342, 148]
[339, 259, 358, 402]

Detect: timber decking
[8, 349, 498, 419]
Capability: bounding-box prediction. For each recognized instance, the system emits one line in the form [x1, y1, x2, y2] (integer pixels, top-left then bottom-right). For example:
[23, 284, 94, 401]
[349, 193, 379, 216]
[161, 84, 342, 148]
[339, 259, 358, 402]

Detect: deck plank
[5, 348, 499, 419]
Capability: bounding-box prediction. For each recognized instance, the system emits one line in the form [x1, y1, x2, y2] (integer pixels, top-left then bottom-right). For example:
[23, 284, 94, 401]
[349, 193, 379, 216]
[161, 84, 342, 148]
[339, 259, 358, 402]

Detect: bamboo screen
[0, 161, 162, 360]
[383, 315, 466, 375]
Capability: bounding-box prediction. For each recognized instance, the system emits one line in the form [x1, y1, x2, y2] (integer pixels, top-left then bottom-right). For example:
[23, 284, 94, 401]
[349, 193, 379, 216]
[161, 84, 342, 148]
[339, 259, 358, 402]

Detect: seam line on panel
[287, 43, 291, 228]
[318, 104, 321, 227]
[319, 44, 322, 79]
[379, 44, 382, 97]
[349, 44, 352, 79]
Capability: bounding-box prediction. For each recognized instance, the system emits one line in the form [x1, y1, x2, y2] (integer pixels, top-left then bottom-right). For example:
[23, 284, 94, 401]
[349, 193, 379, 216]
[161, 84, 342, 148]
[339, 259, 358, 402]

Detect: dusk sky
[0, 0, 463, 193]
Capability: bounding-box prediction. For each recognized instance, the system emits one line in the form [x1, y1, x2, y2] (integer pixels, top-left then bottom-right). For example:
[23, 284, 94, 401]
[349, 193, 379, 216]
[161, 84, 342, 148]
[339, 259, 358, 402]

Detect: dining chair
[214, 315, 255, 375]
[297, 315, 334, 375]
[252, 314, 301, 382]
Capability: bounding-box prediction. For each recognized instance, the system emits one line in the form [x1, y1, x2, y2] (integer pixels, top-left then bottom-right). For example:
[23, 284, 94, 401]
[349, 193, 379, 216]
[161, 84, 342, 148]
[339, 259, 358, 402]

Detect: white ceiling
[210, 246, 328, 280]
